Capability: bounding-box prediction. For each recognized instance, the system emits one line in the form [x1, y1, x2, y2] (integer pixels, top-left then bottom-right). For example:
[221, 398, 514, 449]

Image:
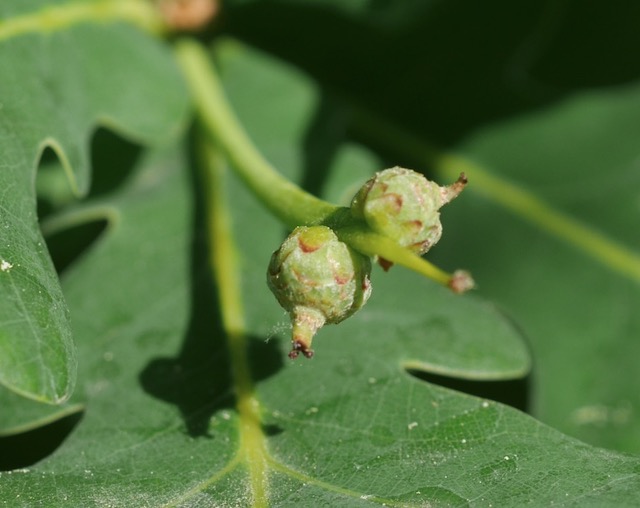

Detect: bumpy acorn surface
[351, 167, 467, 260]
[267, 226, 372, 359]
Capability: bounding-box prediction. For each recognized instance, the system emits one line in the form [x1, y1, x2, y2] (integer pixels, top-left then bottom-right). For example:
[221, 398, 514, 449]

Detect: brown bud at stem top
[157, 0, 218, 31]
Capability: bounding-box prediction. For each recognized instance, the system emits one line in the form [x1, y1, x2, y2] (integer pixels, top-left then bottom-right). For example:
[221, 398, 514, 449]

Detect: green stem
[335, 227, 472, 292]
[336, 227, 450, 286]
[176, 38, 472, 292]
[175, 38, 338, 228]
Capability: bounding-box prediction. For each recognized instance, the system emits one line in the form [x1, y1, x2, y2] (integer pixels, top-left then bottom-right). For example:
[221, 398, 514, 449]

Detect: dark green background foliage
[1, 0, 640, 506]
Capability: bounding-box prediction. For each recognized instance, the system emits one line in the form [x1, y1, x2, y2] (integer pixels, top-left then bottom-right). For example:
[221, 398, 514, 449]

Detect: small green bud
[351, 167, 466, 263]
[267, 226, 372, 359]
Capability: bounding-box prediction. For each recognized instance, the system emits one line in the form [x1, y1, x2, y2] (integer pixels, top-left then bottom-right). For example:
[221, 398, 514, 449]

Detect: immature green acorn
[267, 226, 372, 359]
[351, 167, 467, 267]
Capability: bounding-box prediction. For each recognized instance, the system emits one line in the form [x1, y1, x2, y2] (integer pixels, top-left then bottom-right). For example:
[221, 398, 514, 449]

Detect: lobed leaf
[0, 0, 188, 403]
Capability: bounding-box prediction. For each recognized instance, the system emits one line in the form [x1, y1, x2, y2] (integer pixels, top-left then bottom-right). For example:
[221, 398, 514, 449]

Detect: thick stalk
[175, 39, 338, 228]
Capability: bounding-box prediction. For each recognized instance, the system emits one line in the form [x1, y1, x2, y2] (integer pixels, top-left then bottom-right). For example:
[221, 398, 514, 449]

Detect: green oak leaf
[0, 0, 188, 403]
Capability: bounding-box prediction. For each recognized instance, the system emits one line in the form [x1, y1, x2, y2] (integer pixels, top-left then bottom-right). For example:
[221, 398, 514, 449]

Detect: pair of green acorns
[267, 167, 467, 359]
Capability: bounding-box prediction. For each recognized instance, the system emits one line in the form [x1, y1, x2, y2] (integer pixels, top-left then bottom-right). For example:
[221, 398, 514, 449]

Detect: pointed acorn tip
[441, 172, 468, 204]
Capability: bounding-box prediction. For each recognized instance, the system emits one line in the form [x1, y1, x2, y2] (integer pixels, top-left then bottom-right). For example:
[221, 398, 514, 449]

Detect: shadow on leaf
[299, 92, 347, 198]
[407, 368, 530, 413]
[45, 220, 108, 274]
[0, 411, 83, 471]
[140, 133, 284, 437]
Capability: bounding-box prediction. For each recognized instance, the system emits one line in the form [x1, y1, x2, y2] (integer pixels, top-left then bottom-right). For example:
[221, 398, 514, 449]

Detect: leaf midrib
[199, 139, 269, 507]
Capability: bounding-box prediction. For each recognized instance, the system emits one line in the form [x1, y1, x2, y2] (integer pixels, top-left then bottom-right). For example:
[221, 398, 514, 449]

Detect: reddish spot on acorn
[298, 237, 321, 253]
